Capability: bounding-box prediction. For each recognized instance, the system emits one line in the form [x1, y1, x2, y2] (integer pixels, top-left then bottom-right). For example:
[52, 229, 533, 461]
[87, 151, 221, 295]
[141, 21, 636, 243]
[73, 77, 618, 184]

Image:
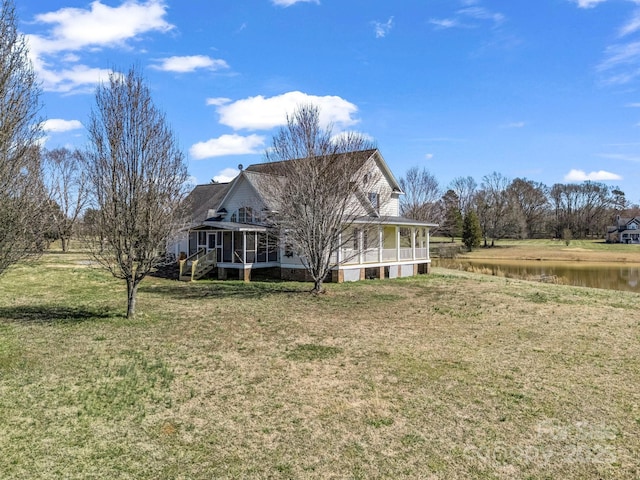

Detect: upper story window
[630, 222, 638, 230]
[238, 206, 255, 224]
[368, 192, 380, 213]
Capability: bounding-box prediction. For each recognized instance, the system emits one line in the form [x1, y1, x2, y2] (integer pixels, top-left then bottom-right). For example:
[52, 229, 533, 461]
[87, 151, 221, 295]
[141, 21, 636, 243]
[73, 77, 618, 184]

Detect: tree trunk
[311, 278, 324, 294]
[61, 237, 68, 253]
[126, 279, 138, 318]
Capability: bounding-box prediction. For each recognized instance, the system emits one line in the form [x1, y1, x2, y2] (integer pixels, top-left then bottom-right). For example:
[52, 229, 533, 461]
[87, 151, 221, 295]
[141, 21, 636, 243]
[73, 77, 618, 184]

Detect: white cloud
[212, 168, 240, 183]
[330, 131, 375, 145]
[189, 134, 265, 160]
[598, 41, 640, 71]
[564, 169, 622, 181]
[29, 0, 172, 54]
[597, 41, 640, 84]
[458, 7, 505, 25]
[430, 3, 505, 31]
[213, 91, 359, 131]
[271, 0, 319, 6]
[42, 118, 83, 133]
[152, 55, 229, 73]
[186, 175, 199, 186]
[619, 10, 640, 36]
[25, 1, 173, 93]
[572, 0, 607, 8]
[598, 152, 640, 162]
[429, 18, 460, 29]
[206, 97, 232, 106]
[37, 64, 113, 94]
[372, 17, 394, 38]
[425, 153, 434, 160]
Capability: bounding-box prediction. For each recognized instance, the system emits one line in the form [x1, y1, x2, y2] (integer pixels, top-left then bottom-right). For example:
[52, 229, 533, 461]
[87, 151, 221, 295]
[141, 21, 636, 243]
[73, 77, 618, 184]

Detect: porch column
[242, 232, 247, 264]
[378, 226, 383, 263]
[337, 231, 342, 264]
[412, 228, 416, 260]
[427, 228, 430, 260]
[358, 229, 364, 264]
[396, 227, 400, 262]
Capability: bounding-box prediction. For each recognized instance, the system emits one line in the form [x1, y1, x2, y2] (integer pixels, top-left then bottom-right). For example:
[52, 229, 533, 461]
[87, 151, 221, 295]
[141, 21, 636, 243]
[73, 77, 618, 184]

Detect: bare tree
[260, 104, 376, 294]
[399, 166, 441, 222]
[477, 172, 517, 246]
[506, 178, 549, 239]
[85, 66, 189, 318]
[43, 148, 89, 252]
[0, 0, 47, 275]
[550, 182, 613, 239]
[448, 176, 477, 216]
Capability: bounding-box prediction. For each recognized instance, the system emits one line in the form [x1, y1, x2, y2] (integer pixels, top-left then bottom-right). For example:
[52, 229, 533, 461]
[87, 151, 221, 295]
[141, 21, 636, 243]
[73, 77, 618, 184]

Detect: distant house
[170, 149, 437, 282]
[606, 216, 640, 244]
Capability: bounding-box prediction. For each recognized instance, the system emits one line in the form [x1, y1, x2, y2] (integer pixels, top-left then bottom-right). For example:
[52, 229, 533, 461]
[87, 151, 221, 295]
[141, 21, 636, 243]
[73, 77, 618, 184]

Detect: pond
[433, 259, 640, 293]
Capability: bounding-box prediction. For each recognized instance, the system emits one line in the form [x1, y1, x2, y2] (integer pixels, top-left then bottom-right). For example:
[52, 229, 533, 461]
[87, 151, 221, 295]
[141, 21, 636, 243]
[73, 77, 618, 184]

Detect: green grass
[0, 252, 639, 478]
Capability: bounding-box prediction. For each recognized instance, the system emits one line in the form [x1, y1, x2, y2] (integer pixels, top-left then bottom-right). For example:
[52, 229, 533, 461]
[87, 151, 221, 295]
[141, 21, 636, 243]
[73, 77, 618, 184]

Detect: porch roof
[352, 215, 438, 228]
[199, 221, 269, 232]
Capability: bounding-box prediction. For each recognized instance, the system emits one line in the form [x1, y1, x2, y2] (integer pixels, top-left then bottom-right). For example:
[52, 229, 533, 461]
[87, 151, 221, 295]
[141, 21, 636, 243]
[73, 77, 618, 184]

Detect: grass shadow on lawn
[140, 279, 311, 300]
[0, 304, 121, 324]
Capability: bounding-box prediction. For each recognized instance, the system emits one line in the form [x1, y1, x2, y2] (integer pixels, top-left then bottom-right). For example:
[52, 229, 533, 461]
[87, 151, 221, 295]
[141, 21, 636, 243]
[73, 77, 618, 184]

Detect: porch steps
[179, 249, 217, 281]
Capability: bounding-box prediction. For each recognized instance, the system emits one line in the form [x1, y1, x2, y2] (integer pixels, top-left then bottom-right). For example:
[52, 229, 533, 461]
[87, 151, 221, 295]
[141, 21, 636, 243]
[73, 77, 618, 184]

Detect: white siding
[360, 157, 401, 217]
[221, 175, 265, 221]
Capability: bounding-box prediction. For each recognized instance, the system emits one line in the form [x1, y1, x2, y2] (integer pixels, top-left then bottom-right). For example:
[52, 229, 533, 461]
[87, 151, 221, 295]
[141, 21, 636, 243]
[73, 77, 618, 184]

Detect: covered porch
[324, 220, 434, 283]
[181, 221, 279, 281]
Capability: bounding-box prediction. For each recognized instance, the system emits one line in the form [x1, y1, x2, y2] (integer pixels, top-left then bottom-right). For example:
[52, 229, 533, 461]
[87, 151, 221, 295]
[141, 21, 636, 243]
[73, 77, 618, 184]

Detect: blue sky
[15, 0, 640, 203]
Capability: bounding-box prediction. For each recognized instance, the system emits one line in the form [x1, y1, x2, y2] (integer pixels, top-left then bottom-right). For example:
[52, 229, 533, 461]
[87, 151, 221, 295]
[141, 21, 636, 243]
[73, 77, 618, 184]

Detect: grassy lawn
[1, 251, 639, 478]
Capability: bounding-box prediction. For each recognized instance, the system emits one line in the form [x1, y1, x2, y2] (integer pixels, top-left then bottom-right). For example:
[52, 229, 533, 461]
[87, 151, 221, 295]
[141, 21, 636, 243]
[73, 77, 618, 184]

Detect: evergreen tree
[462, 211, 482, 251]
[440, 190, 463, 242]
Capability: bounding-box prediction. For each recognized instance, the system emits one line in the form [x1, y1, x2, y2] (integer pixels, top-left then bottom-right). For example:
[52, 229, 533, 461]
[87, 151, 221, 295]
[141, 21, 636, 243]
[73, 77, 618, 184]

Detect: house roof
[244, 148, 403, 194]
[184, 149, 411, 226]
[183, 182, 230, 222]
[245, 148, 376, 173]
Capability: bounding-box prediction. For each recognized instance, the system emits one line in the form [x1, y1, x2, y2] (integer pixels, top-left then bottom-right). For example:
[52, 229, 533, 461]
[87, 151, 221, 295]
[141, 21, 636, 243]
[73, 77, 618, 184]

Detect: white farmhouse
[171, 149, 437, 282]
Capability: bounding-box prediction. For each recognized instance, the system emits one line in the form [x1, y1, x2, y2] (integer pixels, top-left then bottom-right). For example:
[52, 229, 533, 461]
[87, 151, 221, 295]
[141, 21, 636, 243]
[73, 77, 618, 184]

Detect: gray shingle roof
[184, 182, 230, 222]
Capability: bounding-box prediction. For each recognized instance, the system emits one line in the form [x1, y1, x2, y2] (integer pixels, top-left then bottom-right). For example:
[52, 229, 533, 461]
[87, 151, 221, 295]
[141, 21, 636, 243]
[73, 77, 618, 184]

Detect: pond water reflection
[434, 259, 640, 293]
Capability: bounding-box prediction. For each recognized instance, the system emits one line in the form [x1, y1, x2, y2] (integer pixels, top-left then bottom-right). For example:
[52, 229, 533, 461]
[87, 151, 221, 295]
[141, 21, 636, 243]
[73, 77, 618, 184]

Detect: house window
[630, 223, 638, 230]
[238, 207, 254, 224]
[268, 234, 279, 262]
[368, 192, 380, 213]
[246, 233, 256, 263]
[284, 243, 294, 257]
[197, 231, 207, 248]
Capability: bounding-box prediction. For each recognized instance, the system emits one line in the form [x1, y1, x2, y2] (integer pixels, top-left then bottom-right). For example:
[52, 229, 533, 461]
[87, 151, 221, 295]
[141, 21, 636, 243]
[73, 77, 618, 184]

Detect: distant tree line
[399, 167, 639, 246]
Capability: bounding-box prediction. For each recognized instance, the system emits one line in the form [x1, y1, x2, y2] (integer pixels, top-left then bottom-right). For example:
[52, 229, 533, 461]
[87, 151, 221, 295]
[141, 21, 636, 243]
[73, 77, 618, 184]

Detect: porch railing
[179, 248, 217, 281]
[340, 247, 428, 265]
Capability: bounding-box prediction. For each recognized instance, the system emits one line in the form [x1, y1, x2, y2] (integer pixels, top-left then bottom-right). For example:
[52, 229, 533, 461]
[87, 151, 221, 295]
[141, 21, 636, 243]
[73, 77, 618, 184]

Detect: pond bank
[435, 239, 640, 263]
